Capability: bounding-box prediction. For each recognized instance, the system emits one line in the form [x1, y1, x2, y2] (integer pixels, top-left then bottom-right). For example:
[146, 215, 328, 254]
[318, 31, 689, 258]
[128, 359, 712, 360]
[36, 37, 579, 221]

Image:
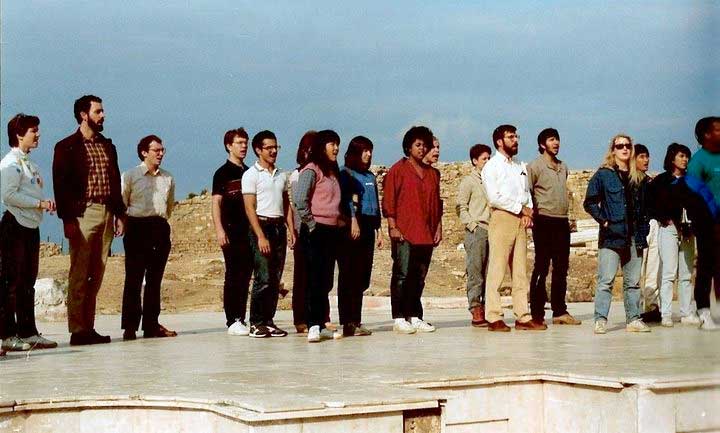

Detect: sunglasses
[613, 143, 632, 150]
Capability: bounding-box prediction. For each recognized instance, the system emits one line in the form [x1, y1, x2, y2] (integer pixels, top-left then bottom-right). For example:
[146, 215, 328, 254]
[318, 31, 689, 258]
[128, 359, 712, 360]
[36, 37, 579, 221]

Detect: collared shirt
[241, 162, 287, 218]
[455, 168, 490, 232]
[526, 155, 569, 218]
[122, 162, 175, 219]
[84, 137, 111, 200]
[381, 158, 442, 245]
[481, 152, 532, 214]
[0, 148, 44, 228]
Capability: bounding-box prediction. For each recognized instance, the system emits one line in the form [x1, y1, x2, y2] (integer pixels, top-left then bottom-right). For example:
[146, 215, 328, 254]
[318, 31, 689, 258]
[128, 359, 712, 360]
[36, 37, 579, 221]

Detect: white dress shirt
[481, 152, 533, 215]
[0, 148, 44, 228]
[122, 162, 175, 219]
[241, 162, 287, 218]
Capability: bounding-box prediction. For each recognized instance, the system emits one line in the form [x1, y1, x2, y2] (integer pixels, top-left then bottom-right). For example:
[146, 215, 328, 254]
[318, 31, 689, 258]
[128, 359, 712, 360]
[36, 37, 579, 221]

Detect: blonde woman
[583, 134, 651, 334]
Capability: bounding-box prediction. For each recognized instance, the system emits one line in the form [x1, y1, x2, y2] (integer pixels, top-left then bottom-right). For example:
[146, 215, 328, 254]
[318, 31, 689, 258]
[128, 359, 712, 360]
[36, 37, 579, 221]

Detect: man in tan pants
[481, 124, 546, 332]
[53, 95, 126, 345]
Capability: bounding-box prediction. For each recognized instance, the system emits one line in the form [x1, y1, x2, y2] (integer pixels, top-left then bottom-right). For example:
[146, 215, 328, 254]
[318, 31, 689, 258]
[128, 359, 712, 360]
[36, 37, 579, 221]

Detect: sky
[1, 1, 718, 245]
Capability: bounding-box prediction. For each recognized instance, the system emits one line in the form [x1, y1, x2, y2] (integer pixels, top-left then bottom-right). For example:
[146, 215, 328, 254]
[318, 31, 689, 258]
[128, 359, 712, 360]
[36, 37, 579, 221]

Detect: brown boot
[471, 305, 488, 327]
[552, 313, 582, 325]
[488, 320, 511, 332]
[515, 319, 548, 331]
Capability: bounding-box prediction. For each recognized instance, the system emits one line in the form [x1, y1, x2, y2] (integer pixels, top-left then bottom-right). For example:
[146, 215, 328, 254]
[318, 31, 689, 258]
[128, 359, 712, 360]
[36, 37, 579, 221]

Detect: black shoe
[266, 323, 288, 337]
[249, 324, 271, 338]
[89, 330, 111, 344]
[70, 331, 110, 346]
[123, 330, 137, 341]
[640, 307, 661, 323]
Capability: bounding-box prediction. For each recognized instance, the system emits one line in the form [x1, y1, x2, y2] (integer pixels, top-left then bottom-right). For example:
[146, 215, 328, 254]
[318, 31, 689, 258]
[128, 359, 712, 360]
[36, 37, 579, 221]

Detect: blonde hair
[600, 133, 645, 185]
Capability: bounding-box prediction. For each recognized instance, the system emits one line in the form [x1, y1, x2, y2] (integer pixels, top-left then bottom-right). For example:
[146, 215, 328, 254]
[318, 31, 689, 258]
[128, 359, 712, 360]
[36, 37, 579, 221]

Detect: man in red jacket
[382, 126, 442, 334]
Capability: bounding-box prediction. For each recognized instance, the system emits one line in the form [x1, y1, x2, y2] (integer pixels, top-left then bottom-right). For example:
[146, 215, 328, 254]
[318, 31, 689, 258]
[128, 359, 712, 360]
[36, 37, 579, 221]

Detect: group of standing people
[1, 93, 718, 354]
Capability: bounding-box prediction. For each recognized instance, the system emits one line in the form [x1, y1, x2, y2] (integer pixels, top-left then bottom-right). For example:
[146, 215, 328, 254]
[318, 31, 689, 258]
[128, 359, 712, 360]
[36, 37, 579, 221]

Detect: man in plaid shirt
[53, 95, 126, 346]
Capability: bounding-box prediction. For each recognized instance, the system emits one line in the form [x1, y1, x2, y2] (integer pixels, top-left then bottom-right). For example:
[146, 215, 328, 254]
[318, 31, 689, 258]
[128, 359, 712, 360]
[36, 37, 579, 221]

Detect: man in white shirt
[481, 124, 546, 331]
[120, 135, 176, 340]
[242, 130, 295, 338]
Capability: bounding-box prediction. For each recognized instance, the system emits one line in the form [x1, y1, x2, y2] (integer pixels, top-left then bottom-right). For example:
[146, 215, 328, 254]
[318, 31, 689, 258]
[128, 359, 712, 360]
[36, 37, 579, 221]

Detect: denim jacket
[583, 167, 649, 250]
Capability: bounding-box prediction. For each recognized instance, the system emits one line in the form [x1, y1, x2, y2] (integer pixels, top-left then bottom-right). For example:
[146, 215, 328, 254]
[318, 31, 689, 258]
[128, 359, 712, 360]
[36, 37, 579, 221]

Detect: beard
[88, 118, 104, 133]
[502, 143, 518, 157]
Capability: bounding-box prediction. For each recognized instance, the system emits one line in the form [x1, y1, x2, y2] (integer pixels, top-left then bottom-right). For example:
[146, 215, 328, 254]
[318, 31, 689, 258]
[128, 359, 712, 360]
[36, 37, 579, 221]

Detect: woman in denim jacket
[584, 134, 651, 334]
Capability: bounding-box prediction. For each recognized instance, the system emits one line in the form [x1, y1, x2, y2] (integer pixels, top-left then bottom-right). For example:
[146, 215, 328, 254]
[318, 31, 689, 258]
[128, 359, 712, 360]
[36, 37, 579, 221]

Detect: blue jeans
[594, 241, 642, 323]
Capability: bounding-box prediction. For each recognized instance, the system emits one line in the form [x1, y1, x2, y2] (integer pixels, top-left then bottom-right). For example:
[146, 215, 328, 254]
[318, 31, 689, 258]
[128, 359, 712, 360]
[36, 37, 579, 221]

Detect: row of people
[1, 94, 718, 352]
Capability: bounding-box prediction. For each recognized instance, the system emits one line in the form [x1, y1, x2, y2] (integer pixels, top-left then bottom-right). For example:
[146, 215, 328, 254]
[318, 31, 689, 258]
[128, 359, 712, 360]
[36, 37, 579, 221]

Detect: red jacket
[382, 158, 442, 245]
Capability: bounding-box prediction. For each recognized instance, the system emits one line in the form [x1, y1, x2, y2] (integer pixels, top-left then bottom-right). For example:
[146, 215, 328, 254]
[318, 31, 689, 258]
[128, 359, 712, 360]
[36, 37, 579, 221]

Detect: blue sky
[1, 1, 718, 244]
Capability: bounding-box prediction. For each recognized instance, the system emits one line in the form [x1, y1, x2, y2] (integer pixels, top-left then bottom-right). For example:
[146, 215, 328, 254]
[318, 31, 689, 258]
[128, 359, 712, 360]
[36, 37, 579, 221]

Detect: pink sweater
[301, 163, 341, 226]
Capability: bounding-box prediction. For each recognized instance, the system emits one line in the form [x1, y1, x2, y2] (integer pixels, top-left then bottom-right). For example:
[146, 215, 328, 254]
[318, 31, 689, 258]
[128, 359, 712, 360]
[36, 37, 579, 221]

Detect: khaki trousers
[67, 203, 114, 333]
[485, 209, 531, 323]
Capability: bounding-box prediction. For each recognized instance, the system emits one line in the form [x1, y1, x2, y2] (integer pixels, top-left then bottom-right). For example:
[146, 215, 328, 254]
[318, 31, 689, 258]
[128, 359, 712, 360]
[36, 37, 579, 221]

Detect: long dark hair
[344, 136, 373, 171]
[308, 129, 340, 177]
[296, 130, 317, 170]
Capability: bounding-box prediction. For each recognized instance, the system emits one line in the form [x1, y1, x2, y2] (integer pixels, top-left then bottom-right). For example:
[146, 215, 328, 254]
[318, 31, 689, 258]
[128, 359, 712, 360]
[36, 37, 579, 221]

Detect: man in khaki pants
[53, 95, 126, 345]
[481, 124, 546, 332]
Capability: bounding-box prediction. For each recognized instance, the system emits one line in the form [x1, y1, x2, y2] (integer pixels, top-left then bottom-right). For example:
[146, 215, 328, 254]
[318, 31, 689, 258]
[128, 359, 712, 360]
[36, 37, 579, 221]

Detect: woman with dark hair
[584, 134, 651, 334]
[293, 130, 342, 342]
[337, 136, 383, 337]
[1, 114, 58, 354]
[650, 143, 701, 327]
[288, 130, 316, 334]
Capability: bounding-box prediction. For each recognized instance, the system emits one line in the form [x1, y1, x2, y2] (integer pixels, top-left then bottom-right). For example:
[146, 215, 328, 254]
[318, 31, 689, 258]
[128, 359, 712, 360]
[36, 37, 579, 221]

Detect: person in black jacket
[650, 143, 701, 327]
[53, 95, 126, 346]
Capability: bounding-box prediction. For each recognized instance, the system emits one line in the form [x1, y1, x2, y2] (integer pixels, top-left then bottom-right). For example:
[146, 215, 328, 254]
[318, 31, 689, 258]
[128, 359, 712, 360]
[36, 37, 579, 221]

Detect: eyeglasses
[148, 147, 166, 154]
[262, 145, 281, 151]
[613, 143, 632, 150]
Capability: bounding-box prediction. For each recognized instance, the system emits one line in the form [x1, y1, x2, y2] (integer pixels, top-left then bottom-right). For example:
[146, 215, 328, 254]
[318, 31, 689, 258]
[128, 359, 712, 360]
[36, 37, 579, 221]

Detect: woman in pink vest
[293, 130, 342, 342]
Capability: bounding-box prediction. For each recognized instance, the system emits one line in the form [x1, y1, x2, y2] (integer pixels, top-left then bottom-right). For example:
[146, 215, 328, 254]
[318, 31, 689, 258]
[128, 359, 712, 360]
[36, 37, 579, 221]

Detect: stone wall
[168, 163, 594, 253]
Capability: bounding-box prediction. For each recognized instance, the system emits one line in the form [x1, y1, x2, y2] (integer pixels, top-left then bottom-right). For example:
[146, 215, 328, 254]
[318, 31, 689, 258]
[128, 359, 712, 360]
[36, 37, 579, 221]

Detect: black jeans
[0, 211, 40, 339]
[121, 217, 171, 332]
[303, 223, 339, 329]
[249, 221, 287, 326]
[390, 240, 433, 320]
[222, 228, 253, 327]
[337, 217, 376, 325]
[529, 215, 570, 320]
[695, 223, 720, 310]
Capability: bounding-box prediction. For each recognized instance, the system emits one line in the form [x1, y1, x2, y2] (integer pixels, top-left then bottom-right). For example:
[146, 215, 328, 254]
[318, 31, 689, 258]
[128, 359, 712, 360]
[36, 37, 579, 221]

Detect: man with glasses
[120, 135, 176, 340]
[53, 95, 125, 345]
[212, 128, 253, 336]
[242, 130, 295, 338]
[482, 125, 545, 331]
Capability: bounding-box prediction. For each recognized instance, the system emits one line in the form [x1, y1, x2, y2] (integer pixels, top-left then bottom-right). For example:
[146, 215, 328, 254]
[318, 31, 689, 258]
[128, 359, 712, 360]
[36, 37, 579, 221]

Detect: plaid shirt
[84, 139, 111, 200]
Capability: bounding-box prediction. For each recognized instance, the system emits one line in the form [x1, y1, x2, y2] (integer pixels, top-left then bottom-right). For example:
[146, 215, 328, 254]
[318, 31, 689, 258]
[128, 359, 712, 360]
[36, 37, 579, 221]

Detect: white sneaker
[227, 320, 250, 336]
[626, 319, 651, 333]
[698, 309, 720, 331]
[661, 317, 674, 327]
[594, 320, 607, 334]
[320, 328, 336, 340]
[393, 319, 416, 334]
[410, 317, 436, 333]
[307, 325, 321, 342]
[680, 313, 701, 326]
